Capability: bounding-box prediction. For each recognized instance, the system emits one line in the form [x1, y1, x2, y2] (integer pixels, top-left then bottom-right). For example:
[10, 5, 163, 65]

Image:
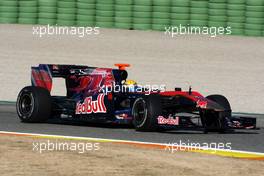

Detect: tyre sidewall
[132, 94, 161, 131]
[204, 94, 232, 131]
[17, 86, 51, 122]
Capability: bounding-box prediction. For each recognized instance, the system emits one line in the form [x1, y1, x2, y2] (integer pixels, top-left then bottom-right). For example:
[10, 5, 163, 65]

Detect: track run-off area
[0, 103, 263, 160]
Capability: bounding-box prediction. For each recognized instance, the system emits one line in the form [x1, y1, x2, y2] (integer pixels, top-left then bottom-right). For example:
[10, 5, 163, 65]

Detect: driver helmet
[124, 79, 137, 86]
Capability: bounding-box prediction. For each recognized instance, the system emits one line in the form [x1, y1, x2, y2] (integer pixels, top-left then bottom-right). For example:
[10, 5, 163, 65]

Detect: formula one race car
[16, 64, 257, 133]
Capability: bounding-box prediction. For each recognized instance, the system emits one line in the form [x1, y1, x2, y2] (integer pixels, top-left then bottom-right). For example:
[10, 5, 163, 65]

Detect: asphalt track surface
[1, 103, 263, 153]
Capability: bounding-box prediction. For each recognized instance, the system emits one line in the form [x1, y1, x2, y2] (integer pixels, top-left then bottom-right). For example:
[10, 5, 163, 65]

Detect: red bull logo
[196, 99, 207, 109]
[76, 94, 107, 114]
[157, 116, 179, 126]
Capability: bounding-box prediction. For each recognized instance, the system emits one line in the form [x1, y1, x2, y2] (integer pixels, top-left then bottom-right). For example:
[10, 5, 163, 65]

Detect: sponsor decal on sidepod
[76, 94, 107, 114]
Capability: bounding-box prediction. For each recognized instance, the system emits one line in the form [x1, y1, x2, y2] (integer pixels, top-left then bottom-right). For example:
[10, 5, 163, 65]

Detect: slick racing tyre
[202, 94, 232, 133]
[206, 94, 231, 114]
[132, 94, 161, 131]
[16, 86, 51, 123]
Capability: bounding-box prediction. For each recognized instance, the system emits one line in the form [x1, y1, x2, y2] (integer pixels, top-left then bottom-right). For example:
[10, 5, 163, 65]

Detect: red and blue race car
[16, 64, 256, 133]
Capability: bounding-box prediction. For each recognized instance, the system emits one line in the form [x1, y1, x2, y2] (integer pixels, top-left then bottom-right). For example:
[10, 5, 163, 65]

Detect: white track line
[0, 130, 263, 156]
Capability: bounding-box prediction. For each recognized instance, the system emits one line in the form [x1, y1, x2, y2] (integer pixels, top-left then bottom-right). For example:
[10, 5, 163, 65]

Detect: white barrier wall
[0, 24, 263, 113]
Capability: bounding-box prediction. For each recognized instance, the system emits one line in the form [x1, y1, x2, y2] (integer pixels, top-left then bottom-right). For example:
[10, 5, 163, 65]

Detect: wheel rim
[133, 99, 147, 126]
[18, 93, 34, 117]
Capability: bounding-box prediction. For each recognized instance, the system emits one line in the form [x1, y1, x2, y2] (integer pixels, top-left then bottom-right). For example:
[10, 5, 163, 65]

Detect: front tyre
[202, 94, 232, 133]
[16, 86, 51, 122]
[206, 94, 231, 117]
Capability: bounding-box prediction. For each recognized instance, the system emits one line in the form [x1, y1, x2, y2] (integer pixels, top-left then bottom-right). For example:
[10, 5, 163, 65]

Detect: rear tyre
[202, 94, 232, 133]
[132, 94, 161, 131]
[16, 86, 51, 123]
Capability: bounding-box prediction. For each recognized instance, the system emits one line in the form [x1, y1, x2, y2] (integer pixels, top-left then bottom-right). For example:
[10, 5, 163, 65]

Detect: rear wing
[31, 64, 94, 92]
[31, 64, 128, 93]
